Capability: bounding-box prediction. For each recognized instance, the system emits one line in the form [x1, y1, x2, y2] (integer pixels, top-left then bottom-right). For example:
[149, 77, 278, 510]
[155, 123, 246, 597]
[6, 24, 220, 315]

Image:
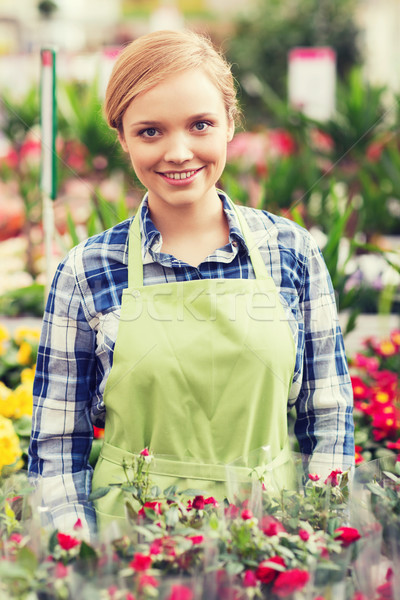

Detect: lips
[158, 167, 204, 185]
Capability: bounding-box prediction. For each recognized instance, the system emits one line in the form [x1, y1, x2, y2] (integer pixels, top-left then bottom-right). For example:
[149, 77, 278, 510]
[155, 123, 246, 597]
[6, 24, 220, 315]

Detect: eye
[193, 121, 211, 132]
[139, 127, 159, 138]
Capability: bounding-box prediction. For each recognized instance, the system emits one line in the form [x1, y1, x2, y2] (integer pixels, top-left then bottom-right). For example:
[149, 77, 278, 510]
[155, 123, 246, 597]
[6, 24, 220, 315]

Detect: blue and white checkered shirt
[28, 192, 354, 536]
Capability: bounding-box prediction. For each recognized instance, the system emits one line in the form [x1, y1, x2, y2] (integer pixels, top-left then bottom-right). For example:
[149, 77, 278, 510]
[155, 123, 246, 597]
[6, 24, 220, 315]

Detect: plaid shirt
[28, 192, 354, 536]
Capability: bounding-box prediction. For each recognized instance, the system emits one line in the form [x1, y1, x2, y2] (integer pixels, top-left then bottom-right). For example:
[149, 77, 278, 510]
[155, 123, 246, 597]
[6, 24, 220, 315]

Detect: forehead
[124, 68, 226, 121]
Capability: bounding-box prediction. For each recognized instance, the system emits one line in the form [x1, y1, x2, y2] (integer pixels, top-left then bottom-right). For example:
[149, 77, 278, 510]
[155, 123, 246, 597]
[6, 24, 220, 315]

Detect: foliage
[0, 451, 362, 600]
[350, 329, 400, 464]
[226, 0, 361, 125]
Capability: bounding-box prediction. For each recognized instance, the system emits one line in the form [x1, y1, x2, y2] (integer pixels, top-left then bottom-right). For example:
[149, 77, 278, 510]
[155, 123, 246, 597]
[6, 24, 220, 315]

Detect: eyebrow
[128, 113, 219, 131]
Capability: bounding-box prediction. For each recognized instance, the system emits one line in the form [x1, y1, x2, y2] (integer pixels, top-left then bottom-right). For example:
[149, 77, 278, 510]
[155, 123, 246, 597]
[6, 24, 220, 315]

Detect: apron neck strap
[128, 197, 269, 287]
[129, 209, 144, 288]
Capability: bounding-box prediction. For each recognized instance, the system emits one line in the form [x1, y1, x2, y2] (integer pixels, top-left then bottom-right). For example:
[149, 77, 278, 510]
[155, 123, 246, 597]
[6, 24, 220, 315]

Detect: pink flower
[140, 448, 150, 456]
[125, 594, 137, 600]
[166, 584, 194, 600]
[255, 556, 286, 584]
[334, 527, 361, 547]
[299, 529, 310, 541]
[57, 533, 81, 551]
[138, 574, 159, 589]
[243, 570, 257, 587]
[241, 509, 253, 520]
[73, 518, 83, 530]
[9, 533, 23, 544]
[324, 469, 343, 487]
[130, 553, 152, 571]
[308, 473, 320, 482]
[192, 495, 205, 510]
[224, 503, 240, 519]
[55, 562, 69, 578]
[272, 568, 310, 597]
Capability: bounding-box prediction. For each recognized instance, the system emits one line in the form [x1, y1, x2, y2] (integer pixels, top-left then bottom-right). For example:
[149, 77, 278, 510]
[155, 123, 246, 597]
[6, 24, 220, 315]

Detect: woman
[29, 29, 354, 536]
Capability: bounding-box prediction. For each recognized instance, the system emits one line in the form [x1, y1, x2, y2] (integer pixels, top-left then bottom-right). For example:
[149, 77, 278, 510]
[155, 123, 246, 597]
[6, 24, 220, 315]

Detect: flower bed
[0, 326, 399, 599]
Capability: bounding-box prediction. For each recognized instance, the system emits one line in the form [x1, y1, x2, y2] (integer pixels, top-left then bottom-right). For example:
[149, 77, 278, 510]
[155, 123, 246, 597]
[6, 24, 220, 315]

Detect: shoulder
[236, 204, 317, 262]
[62, 217, 133, 277]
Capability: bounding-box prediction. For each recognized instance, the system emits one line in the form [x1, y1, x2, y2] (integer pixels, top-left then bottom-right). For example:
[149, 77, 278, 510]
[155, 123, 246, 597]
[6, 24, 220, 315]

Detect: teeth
[164, 170, 197, 180]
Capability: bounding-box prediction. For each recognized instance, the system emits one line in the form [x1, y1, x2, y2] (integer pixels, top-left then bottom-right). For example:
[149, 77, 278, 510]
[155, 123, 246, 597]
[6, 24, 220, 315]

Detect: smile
[158, 167, 203, 185]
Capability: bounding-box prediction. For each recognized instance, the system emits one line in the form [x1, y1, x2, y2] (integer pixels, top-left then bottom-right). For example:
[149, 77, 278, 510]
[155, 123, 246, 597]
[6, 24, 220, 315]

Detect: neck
[147, 189, 225, 238]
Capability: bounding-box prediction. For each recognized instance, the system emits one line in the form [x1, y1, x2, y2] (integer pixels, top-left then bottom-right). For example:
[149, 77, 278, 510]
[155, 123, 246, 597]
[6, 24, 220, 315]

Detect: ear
[118, 129, 128, 153]
[227, 118, 235, 143]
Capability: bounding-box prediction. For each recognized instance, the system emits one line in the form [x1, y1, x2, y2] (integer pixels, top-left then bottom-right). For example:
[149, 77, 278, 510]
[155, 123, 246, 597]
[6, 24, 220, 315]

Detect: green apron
[92, 198, 296, 528]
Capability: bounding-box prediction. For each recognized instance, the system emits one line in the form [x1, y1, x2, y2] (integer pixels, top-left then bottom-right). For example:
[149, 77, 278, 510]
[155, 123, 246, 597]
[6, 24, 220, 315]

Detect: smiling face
[119, 68, 234, 216]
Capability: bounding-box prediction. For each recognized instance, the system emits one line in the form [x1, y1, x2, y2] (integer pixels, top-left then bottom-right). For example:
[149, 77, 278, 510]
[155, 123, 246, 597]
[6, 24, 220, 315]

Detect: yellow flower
[0, 415, 23, 473]
[13, 327, 40, 346]
[20, 366, 36, 385]
[10, 383, 33, 418]
[17, 341, 32, 365]
[0, 382, 17, 419]
[0, 324, 10, 356]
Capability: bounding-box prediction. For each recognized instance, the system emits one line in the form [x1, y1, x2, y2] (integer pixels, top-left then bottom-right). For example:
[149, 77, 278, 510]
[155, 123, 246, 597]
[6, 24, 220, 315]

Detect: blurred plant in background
[226, 0, 361, 126]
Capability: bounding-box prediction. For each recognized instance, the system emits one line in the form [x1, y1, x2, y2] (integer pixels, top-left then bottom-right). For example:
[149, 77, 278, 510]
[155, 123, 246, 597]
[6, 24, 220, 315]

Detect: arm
[28, 252, 97, 538]
[294, 235, 355, 477]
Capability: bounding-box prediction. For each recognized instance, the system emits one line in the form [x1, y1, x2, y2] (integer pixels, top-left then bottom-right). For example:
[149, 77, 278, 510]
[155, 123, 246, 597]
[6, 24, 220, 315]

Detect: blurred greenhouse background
[0, 0, 399, 347]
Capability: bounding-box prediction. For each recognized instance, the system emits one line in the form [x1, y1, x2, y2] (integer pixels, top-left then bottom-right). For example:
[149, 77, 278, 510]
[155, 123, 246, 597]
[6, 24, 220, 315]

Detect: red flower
[324, 469, 343, 487]
[241, 509, 253, 520]
[73, 518, 83, 530]
[192, 495, 205, 510]
[57, 533, 81, 551]
[166, 584, 194, 600]
[334, 527, 361, 547]
[351, 376, 372, 400]
[260, 515, 286, 536]
[272, 568, 310, 597]
[299, 529, 310, 541]
[140, 448, 150, 456]
[243, 570, 257, 587]
[255, 556, 286, 584]
[387, 439, 400, 450]
[188, 535, 204, 545]
[390, 330, 400, 348]
[355, 446, 365, 465]
[308, 473, 320, 482]
[138, 501, 163, 518]
[93, 426, 104, 439]
[269, 129, 296, 157]
[130, 553, 152, 571]
[205, 496, 218, 507]
[375, 339, 397, 357]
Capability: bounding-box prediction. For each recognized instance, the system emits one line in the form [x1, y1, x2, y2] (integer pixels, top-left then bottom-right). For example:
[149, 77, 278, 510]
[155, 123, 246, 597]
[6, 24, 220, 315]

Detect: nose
[163, 133, 194, 164]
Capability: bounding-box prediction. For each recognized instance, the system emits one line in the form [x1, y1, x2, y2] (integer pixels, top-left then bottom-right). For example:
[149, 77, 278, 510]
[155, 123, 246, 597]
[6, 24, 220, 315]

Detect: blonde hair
[104, 29, 239, 133]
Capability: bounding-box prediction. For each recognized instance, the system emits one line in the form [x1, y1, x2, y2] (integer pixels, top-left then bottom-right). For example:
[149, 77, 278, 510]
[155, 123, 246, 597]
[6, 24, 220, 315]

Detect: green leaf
[88, 486, 111, 500]
[163, 485, 178, 498]
[16, 547, 38, 574]
[179, 488, 208, 497]
[13, 416, 33, 438]
[165, 506, 180, 527]
[79, 540, 98, 561]
[225, 561, 244, 575]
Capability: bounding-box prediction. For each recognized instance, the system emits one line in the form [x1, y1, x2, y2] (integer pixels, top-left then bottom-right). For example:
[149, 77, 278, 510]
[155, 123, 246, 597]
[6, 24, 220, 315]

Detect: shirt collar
[138, 191, 249, 259]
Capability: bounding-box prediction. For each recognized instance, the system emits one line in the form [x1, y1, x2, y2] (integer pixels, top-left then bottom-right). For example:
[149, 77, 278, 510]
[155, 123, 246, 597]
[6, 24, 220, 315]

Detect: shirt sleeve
[294, 234, 355, 478]
[28, 251, 97, 538]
